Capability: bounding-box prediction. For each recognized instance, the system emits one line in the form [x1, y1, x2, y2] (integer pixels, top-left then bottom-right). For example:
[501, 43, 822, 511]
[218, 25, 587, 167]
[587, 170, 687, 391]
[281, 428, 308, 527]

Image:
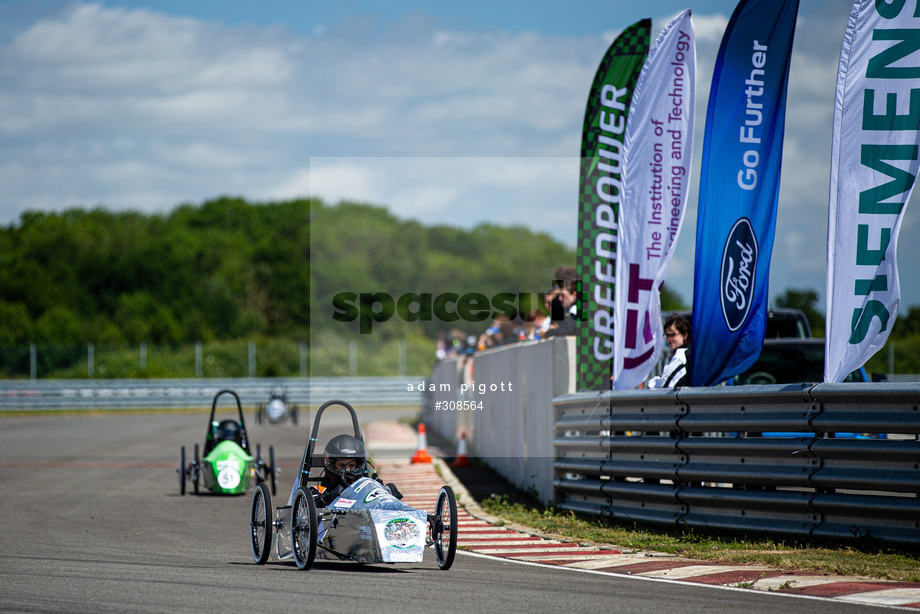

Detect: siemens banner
[615, 10, 695, 390]
[576, 19, 651, 391]
[825, 0, 920, 382]
[689, 0, 800, 387]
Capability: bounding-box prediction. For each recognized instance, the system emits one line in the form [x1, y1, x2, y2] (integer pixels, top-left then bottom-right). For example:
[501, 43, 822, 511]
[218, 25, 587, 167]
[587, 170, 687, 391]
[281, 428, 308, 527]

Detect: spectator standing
[544, 278, 578, 337]
[647, 313, 691, 388]
[548, 265, 576, 323]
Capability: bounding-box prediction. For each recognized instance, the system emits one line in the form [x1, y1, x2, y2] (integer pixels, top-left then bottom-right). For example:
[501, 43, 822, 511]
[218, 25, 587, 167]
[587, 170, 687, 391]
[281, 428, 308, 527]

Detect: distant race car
[178, 388, 277, 496]
[255, 385, 298, 425]
[248, 399, 458, 570]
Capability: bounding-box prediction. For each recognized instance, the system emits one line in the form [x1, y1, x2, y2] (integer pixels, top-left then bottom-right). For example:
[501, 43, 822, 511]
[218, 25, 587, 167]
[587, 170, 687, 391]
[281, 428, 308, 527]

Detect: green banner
[575, 19, 651, 391]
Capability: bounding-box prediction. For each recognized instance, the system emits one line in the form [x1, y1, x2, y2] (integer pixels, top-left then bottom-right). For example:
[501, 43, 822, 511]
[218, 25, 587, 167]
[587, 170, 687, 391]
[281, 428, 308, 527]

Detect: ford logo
[720, 218, 758, 332]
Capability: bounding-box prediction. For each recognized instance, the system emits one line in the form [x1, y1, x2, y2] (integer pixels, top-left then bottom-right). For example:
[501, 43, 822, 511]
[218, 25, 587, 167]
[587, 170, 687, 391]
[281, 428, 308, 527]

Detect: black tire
[291, 406, 298, 425]
[433, 485, 458, 569]
[178, 446, 186, 495]
[747, 371, 777, 385]
[253, 443, 264, 488]
[192, 443, 200, 495]
[268, 446, 277, 496]
[291, 487, 317, 570]
[250, 482, 273, 564]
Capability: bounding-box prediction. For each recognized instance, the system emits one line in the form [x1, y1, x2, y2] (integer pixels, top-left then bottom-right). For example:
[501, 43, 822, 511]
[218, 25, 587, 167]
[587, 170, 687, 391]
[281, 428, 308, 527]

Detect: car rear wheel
[747, 371, 777, 385]
[291, 487, 317, 570]
[178, 446, 186, 495]
[433, 485, 458, 570]
[250, 482, 273, 564]
[192, 444, 200, 494]
[268, 446, 277, 496]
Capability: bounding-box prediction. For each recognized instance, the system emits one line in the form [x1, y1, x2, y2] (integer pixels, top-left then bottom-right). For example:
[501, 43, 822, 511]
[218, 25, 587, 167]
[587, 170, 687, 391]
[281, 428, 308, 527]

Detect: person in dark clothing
[309, 433, 369, 507]
[545, 277, 578, 337]
[548, 266, 576, 323]
[305, 433, 402, 507]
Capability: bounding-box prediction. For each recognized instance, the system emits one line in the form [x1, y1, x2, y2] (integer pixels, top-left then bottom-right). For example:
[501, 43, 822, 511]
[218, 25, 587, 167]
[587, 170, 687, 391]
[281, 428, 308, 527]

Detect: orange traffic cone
[411, 423, 433, 464]
[451, 432, 471, 468]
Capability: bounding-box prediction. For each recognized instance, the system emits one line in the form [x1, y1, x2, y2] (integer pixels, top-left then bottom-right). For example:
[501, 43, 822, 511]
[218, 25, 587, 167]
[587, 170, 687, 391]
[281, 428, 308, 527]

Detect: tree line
[1, 196, 916, 374]
[4, 196, 917, 345]
[0, 198, 308, 346]
[3, 197, 671, 346]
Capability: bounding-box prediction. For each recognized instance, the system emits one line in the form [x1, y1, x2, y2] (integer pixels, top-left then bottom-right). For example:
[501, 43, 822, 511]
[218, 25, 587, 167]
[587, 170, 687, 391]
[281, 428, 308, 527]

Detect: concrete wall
[423, 336, 576, 504]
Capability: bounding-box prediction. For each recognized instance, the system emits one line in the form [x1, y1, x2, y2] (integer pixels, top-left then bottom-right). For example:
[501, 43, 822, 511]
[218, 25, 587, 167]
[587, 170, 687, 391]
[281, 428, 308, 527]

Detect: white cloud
[0, 1, 918, 309]
[690, 13, 729, 43]
[304, 156, 578, 227]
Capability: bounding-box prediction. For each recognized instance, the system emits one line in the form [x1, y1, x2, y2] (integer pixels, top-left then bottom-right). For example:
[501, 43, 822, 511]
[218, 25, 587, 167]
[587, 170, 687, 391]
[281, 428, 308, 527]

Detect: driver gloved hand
[385, 483, 403, 500]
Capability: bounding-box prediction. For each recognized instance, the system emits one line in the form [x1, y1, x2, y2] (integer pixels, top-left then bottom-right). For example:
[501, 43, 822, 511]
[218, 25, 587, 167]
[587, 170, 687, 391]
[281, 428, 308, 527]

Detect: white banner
[615, 10, 695, 389]
[826, 0, 920, 382]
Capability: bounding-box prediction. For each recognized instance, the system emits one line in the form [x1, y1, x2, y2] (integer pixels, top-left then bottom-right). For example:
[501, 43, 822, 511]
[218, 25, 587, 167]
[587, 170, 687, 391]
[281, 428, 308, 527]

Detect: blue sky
[0, 0, 918, 311]
[25, 1, 731, 38]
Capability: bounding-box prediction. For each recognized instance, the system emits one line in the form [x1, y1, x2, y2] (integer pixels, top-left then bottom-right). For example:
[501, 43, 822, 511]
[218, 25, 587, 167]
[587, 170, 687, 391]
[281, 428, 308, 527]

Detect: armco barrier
[555, 383, 920, 547]
[0, 377, 424, 411]
[426, 340, 920, 547]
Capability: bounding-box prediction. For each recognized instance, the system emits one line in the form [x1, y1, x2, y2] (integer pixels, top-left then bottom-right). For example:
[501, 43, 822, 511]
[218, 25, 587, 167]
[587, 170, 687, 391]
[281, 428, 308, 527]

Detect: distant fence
[0, 338, 430, 379]
[0, 377, 424, 411]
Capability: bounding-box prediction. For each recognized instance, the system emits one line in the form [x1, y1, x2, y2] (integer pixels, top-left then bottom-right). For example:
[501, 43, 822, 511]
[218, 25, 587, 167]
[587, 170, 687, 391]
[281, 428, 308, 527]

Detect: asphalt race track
[0, 410, 893, 613]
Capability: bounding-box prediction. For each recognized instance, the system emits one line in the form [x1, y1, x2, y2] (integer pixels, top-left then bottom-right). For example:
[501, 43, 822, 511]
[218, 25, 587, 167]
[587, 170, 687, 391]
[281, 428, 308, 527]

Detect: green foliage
[28, 334, 435, 378]
[0, 301, 31, 344]
[0, 196, 580, 375]
[774, 288, 825, 334]
[309, 329, 436, 376]
[865, 334, 920, 376]
[659, 284, 687, 312]
[480, 494, 920, 582]
[34, 306, 84, 344]
[310, 200, 577, 339]
[890, 306, 920, 338]
[0, 199, 312, 346]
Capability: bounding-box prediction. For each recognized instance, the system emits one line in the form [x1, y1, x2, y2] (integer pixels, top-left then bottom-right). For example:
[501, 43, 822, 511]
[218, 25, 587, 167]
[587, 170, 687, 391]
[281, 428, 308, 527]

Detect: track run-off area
[1, 408, 915, 613]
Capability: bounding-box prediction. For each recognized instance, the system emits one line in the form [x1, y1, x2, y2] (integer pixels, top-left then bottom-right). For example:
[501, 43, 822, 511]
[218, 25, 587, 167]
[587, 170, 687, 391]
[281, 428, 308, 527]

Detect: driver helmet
[215, 420, 242, 444]
[266, 398, 286, 421]
[323, 434, 367, 486]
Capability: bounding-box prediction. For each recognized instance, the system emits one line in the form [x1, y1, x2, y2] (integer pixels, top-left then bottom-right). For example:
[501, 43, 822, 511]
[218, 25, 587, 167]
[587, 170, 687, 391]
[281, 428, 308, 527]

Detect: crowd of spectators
[435, 265, 578, 361]
[434, 264, 688, 391]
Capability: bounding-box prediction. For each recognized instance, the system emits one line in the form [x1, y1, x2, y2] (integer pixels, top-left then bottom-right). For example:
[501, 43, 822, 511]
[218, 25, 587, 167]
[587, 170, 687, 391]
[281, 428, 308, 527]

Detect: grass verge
[480, 494, 920, 583]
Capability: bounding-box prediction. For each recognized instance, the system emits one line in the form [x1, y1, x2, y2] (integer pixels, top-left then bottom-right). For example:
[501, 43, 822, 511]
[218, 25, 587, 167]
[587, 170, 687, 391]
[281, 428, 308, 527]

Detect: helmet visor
[328, 457, 366, 484]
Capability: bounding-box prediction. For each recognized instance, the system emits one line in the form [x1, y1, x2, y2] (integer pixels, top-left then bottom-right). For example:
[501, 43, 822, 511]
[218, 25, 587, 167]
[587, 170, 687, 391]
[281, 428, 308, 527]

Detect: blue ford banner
[689, 0, 800, 386]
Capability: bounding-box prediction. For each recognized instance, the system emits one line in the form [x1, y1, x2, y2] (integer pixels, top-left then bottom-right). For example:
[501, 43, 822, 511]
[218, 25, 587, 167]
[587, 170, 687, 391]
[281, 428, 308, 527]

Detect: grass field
[480, 494, 920, 583]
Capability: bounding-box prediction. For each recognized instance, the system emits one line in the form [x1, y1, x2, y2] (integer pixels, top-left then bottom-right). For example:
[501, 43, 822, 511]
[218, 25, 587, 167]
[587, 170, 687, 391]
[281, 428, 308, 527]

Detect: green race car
[178, 388, 277, 496]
